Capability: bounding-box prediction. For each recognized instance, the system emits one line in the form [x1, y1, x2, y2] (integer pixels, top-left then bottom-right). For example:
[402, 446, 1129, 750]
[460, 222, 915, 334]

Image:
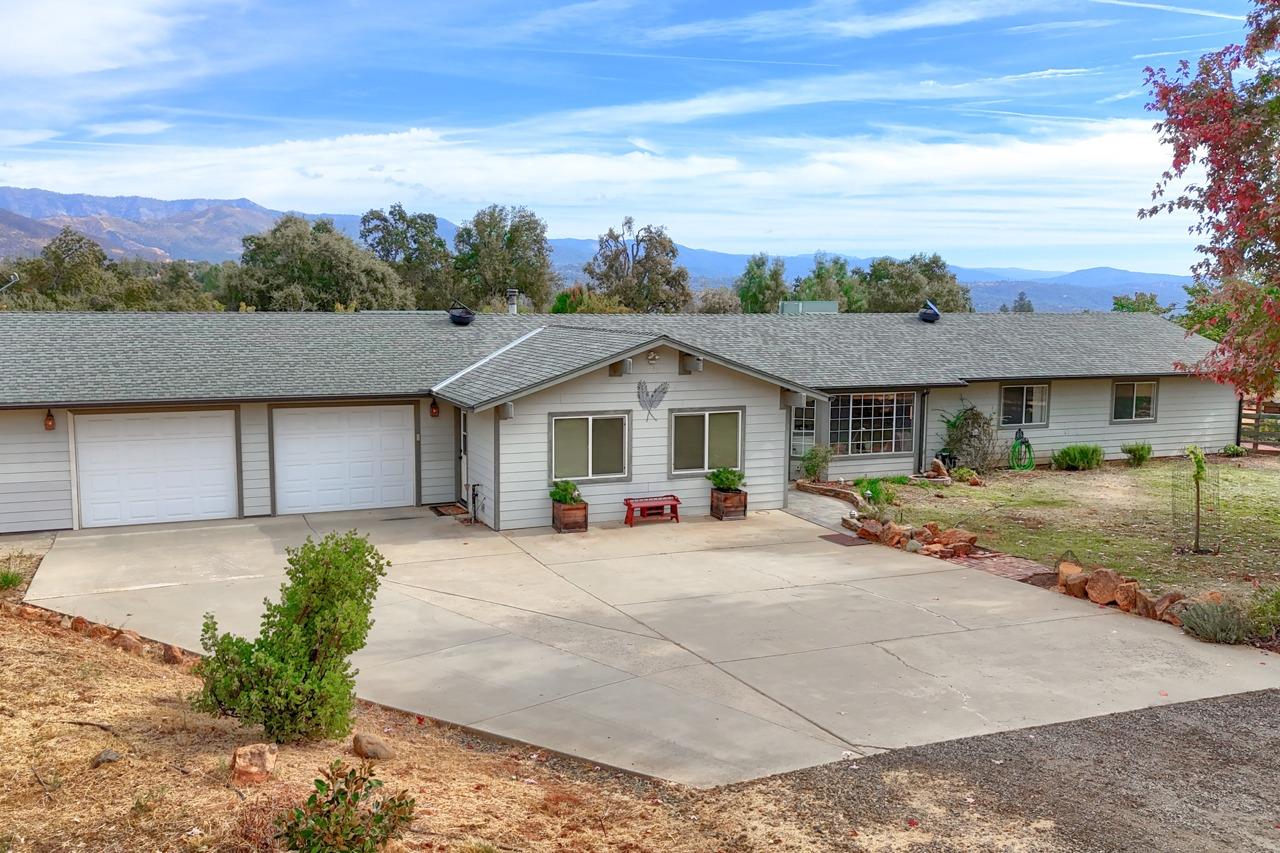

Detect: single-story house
[0, 310, 1239, 534]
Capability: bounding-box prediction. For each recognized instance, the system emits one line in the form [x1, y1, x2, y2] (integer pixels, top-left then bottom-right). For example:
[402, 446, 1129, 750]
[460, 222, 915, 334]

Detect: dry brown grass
[0, 613, 835, 852]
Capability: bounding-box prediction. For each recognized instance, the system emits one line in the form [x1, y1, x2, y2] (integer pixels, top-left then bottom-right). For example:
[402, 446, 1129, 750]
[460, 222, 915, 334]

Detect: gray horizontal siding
[420, 398, 456, 504]
[0, 409, 73, 533]
[240, 403, 271, 517]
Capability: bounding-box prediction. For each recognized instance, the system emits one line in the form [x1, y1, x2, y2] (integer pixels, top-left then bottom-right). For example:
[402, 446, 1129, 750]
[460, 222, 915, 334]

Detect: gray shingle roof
[0, 310, 1219, 409]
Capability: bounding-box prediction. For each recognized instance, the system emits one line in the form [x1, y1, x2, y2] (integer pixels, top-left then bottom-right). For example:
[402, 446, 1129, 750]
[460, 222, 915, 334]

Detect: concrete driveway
[19, 507, 1279, 787]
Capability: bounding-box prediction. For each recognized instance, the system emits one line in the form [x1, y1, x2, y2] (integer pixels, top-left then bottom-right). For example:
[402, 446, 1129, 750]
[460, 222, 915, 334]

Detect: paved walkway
[15, 507, 1279, 787]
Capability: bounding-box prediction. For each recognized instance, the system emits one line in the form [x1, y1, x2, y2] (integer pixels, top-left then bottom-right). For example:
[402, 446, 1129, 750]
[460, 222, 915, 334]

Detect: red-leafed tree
[1142, 0, 1280, 404]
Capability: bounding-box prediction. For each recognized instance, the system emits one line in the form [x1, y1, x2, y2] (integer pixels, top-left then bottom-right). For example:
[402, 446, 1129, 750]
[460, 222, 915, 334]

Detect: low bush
[949, 466, 976, 482]
[193, 531, 388, 742]
[1250, 586, 1280, 642]
[853, 477, 897, 506]
[1120, 441, 1153, 467]
[276, 760, 415, 853]
[0, 569, 22, 590]
[1180, 599, 1253, 645]
[548, 480, 582, 504]
[939, 404, 1004, 472]
[800, 444, 834, 480]
[706, 467, 746, 491]
[1222, 443, 1247, 458]
[1051, 443, 1104, 471]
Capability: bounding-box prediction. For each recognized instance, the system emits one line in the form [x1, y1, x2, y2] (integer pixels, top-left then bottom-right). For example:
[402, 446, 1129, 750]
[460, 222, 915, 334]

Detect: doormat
[430, 503, 468, 517]
[819, 532, 869, 547]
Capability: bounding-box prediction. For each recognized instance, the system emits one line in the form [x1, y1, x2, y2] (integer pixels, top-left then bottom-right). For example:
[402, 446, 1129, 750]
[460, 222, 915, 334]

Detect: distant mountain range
[0, 186, 1195, 311]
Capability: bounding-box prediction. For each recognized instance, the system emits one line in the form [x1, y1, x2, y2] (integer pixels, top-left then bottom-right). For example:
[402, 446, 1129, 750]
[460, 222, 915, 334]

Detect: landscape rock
[968, 476, 984, 487]
[110, 631, 144, 656]
[1062, 572, 1091, 598]
[937, 528, 978, 547]
[231, 743, 278, 785]
[924, 522, 942, 537]
[1057, 561, 1087, 586]
[87, 624, 115, 640]
[353, 733, 395, 760]
[162, 644, 186, 665]
[950, 542, 973, 557]
[90, 748, 121, 769]
[912, 527, 935, 545]
[69, 615, 91, 634]
[880, 522, 910, 548]
[905, 539, 922, 553]
[856, 520, 884, 542]
[920, 543, 956, 559]
[1134, 589, 1158, 619]
[1115, 582, 1140, 613]
[19, 605, 45, 621]
[929, 458, 949, 479]
[1195, 590, 1225, 605]
[1155, 592, 1187, 626]
[1086, 569, 1122, 605]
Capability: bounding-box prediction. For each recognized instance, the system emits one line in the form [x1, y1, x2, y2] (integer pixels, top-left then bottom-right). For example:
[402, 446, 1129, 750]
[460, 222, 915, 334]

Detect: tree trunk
[1193, 480, 1202, 553]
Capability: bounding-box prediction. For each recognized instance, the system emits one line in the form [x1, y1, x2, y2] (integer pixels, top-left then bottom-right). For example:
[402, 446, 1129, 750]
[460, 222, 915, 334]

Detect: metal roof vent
[918, 300, 941, 323]
[448, 300, 475, 326]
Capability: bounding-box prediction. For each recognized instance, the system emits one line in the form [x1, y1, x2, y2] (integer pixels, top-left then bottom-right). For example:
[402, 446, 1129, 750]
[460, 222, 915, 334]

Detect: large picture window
[1112, 381, 1157, 422]
[1000, 384, 1049, 427]
[829, 392, 914, 455]
[671, 410, 742, 473]
[551, 414, 627, 480]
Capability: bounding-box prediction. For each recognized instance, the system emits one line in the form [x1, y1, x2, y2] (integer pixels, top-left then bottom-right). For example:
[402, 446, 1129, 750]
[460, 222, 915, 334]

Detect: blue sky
[0, 0, 1250, 271]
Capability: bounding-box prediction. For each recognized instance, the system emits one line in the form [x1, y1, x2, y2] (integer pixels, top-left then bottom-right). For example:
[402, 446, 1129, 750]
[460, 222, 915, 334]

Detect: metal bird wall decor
[637, 380, 669, 421]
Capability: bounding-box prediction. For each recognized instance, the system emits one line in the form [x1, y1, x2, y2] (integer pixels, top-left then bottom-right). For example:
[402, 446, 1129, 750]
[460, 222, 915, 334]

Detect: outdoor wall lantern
[429, 397, 440, 418]
[43, 409, 56, 431]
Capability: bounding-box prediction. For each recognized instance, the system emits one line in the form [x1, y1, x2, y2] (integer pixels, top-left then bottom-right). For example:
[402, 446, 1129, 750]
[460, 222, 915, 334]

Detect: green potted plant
[706, 467, 747, 520]
[549, 480, 588, 533]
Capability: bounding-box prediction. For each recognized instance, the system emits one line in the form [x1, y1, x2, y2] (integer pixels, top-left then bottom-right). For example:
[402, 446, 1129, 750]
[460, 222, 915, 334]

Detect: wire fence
[1171, 454, 1221, 555]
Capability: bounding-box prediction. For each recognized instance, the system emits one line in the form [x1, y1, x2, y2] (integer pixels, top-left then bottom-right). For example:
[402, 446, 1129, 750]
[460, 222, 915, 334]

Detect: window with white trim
[551, 414, 627, 479]
[828, 392, 914, 455]
[672, 410, 742, 473]
[1000, 384, 1049, 426]
[790, 401, 816, 457]
[1112, 381, 1157, 422]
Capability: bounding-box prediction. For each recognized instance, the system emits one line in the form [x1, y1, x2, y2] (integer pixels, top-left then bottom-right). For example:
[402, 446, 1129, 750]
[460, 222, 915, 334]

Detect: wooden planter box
[552, 501, 588, 533]
[710, 488, 747, 520]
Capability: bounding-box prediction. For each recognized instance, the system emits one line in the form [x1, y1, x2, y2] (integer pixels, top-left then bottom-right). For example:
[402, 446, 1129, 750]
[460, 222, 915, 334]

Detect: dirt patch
[0, 549, 44, 604]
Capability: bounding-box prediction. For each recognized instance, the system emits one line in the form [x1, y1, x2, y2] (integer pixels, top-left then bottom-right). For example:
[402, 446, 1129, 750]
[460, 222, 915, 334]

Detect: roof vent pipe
[918, 300, 941, 323]
[506, 289, 520, 315]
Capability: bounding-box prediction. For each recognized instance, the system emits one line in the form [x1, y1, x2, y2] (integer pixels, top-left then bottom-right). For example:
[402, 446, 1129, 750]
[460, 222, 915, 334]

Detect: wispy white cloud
[1132, 46, 1219, 58]
[86, 120, 174, 137]
[532, 66, 1098, 130]
[1096, 88, 1144, 103]
[0, 0, 194, 77]
[651, 0, 1031, 42]
[512, 46, 841, 68]
[0, 129, 59, 147]
[1002, 18, 1116, 34]
[1085, 0, 1246, 21]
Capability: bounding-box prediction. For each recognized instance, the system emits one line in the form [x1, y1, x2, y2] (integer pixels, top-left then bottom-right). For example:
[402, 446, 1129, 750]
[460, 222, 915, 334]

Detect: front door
[458, 410, 470, 506]
[789, 400, 816, 479]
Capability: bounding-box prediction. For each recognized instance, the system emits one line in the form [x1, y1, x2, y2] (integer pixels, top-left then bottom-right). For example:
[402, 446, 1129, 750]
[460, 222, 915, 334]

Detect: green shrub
[853, 477, 897, 506]
[800, 444, 834, 480]
[548, 480, 582, 504]
[0, 570, 22, 590]
[193, 531, 388, 742]
[276, 760, 415, 853]
[1120, 441, 1153, 467]
[1250, 586, 1280, 641]
[1050, 443, 1104, 471]
[950, 466, 976, 482]
[706, 467, 746, 491]
[1222, 443, 1247, 458]
[939, 404, 1004, 472]
[1180, 599, 1253, 645]
[884, 475, 911, 485]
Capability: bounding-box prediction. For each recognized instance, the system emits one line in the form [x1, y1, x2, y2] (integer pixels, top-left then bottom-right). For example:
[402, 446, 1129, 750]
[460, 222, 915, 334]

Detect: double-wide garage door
[74, 405, 417, 528]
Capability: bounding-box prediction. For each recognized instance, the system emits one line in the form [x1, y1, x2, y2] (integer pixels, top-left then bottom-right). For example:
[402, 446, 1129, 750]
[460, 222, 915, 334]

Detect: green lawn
[894, 455, 1280, 596]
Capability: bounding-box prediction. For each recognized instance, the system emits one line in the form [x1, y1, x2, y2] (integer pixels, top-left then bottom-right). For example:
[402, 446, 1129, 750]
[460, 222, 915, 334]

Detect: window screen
[672, 410, 741, 472]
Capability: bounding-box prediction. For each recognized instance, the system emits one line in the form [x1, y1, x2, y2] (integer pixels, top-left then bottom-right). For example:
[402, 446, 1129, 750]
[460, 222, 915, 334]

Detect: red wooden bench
[623, 494, 681, 527]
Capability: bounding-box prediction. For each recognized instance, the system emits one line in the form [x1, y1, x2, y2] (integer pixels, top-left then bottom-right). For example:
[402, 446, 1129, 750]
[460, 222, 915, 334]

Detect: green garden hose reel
[1009, 428, 1036, 471]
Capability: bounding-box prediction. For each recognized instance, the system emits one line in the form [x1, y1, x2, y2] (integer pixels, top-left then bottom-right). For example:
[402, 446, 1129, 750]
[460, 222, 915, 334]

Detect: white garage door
[76, 410, 238, 528]
[272, 405, 416, 514]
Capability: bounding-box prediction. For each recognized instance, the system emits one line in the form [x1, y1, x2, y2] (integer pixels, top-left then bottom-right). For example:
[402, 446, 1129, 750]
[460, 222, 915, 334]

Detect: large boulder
[937, 528, 978, 547]
[1085, 569, 1122, 605]
[880, 522, 910, 548]
[1155, 592, 1187, 626]
[1057, 561, 1087, 587]
[1062, 572, 1091, 598]
[857, 520, 884, 542]
[110, 630, 144, 656]
[1114, 582, 1140, 613]
[231, 743, 278, 785]
[1134, 589, 1158, 619]
[353, 733, 395, 761]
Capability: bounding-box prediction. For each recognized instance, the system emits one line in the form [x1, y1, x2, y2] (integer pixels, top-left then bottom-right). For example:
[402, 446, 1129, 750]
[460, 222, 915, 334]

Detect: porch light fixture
[429, 397, 440, 418]
[43, 409, 55, 431]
